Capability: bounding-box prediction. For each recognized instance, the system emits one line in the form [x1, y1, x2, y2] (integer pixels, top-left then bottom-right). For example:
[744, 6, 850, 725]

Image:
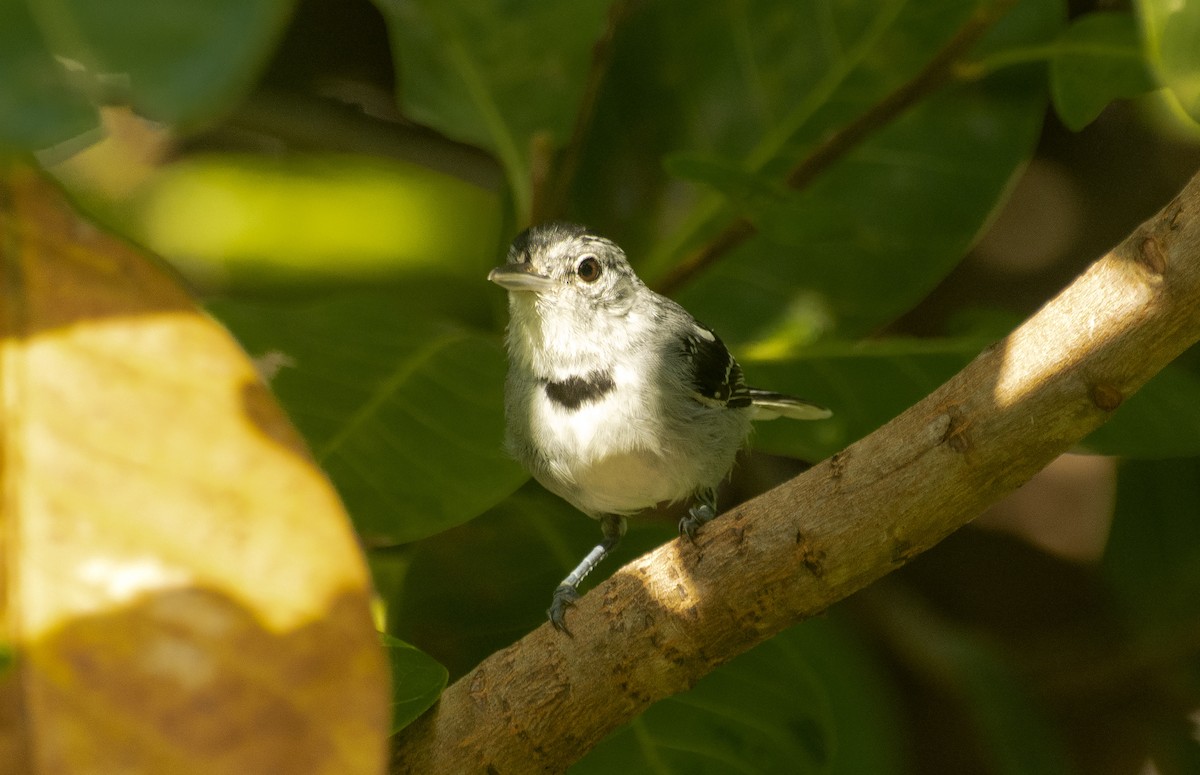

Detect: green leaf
[574, 616, 906, 775]
[381, 633, 448, 734]
[0, 2, 97, 151]
[1138, 0, 1200, 122]
[1104, 458, 1200, 635]
[954, 650, 1074, 774]
[1049, 12, 1156, 130]
[682, 77, 1052, 341]
[913, 608, 1074, 775]
[209, 292, 528, 545]
[1102, 458, 1200, 703]
[664, 153, 787, 208]
[570, 0, 1063, 341]
[374, 0, 611, 216]
[38, 0, 293, 126]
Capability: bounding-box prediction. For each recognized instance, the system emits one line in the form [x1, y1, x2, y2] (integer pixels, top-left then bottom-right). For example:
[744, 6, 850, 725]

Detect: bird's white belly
[531, 389, 691, 515]
[563, 448, 678, 514]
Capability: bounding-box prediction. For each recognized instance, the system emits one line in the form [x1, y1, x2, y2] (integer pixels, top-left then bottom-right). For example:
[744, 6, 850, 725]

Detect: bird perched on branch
[489, 223, 830, 633]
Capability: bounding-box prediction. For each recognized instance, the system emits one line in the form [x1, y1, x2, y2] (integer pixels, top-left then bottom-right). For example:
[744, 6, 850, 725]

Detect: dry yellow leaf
[0, 164, 389, 774]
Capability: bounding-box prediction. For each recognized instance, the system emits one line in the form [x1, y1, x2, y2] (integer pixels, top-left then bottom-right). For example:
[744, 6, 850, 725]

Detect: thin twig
[530, 0, 636, 224]
[653, 0, 1019, 296]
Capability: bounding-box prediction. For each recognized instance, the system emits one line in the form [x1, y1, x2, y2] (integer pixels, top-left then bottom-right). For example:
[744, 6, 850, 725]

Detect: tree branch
[391, 169, 1200, 773]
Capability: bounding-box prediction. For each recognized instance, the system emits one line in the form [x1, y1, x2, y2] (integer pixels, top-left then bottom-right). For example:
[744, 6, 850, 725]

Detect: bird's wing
[682, 322, 753, 409]
[682, 321, 832, 421]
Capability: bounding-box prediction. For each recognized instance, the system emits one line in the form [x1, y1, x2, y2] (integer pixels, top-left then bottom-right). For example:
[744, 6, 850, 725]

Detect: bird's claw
[678, 503, 717, 544]
[548, 584, 580, 635]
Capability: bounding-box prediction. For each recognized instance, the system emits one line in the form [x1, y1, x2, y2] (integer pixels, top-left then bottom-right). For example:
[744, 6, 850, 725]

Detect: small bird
[489, 223, 830, 633]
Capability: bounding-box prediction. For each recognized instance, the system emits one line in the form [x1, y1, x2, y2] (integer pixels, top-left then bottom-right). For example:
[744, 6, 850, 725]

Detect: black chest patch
[543, 371, 616, 410]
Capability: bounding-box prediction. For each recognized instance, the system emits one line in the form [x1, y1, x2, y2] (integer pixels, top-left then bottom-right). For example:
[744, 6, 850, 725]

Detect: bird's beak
[487, 264, 557, 292]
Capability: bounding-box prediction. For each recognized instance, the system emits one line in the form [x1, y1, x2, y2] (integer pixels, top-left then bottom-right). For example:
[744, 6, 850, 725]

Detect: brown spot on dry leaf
[0, 165, 388, 774]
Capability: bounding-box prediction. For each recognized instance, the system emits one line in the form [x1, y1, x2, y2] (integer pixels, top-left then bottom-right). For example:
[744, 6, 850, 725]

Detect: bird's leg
[679, 489, 718, 544]
[548, 513, 626, 635]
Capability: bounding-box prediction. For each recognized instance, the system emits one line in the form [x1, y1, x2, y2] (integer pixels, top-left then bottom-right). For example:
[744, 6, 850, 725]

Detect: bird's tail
[746, 389, 832, 421]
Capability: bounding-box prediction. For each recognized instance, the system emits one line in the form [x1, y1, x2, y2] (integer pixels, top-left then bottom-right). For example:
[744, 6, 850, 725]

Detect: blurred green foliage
[4, 0, 1200, 771]
[575, 615, 909, 775]
[1139, 0, 1200, 121]
[1049, 12, 1156, 130]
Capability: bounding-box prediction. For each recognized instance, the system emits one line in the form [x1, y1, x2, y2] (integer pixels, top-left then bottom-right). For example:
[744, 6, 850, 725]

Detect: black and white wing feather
[682, 322, 831, 421]
[681, 322, 752, 409]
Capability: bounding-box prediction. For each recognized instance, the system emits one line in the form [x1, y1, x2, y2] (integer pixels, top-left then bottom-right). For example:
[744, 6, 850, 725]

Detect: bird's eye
[576, 255, 602, 283]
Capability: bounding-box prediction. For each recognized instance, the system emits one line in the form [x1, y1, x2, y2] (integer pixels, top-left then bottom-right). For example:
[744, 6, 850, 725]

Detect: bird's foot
[547, 584, 580, 635]
[678, 502, 717, 544]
